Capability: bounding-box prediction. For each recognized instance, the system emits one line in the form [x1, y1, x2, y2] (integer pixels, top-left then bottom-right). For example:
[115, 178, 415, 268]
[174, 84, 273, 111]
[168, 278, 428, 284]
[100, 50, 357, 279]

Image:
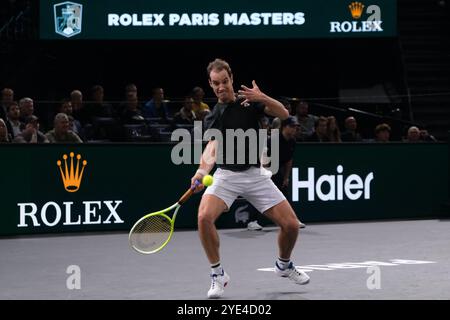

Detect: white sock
[276, 257, 291, 270]
[211, 262, 223, 276]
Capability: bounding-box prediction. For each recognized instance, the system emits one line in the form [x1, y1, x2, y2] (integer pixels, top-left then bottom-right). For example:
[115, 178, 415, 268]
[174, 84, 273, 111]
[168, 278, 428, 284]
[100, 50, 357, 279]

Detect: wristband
[196, 169, 208, 177]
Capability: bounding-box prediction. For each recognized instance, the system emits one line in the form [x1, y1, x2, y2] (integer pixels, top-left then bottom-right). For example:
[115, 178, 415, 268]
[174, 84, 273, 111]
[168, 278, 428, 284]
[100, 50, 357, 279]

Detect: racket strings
[130, 215, 172, 253]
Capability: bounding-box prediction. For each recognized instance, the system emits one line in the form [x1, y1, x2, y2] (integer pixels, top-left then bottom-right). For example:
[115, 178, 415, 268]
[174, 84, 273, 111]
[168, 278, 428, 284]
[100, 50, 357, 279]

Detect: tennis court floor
[1, 219, 449, 300]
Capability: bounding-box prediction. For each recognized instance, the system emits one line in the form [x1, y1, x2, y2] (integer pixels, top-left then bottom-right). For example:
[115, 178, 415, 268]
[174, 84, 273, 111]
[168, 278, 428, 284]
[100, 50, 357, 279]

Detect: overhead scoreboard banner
[39, 0, 397, 39]
[0, 143, 447, 236]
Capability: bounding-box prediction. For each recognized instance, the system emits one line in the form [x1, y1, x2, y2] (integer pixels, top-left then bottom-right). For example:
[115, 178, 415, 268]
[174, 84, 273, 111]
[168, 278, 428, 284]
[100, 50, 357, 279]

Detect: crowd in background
[0, 85, 438, 144]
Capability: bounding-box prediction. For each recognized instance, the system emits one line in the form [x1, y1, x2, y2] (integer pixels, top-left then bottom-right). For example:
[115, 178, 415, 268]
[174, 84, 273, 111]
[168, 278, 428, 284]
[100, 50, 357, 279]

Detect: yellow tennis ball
[202, 175, 214, 187]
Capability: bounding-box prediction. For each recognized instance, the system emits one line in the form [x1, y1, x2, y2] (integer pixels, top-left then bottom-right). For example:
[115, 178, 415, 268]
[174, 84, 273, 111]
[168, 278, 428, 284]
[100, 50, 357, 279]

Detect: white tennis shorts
[204, 166, 286, 213]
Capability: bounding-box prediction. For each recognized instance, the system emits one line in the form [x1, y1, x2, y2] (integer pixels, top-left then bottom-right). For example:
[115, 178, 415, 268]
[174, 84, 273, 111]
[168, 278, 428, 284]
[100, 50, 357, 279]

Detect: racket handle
[178, 179, 201, 204]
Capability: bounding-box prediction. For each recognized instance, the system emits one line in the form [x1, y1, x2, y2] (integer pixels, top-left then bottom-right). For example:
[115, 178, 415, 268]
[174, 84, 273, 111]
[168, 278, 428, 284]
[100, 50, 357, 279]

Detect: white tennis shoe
[207, 271, 230, 299]
[275, 261, 310, 285]
[247, 221, 263, 231]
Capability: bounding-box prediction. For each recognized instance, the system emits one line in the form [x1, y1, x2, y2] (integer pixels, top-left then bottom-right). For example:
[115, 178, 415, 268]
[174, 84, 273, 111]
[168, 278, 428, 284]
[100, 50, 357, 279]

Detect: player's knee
[281, 219, 299, 234]
[198, 208, 215, 226]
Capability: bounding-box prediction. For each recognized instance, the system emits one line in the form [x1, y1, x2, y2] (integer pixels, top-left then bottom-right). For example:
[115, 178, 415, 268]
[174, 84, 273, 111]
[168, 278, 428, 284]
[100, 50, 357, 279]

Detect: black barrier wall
[0, 143, 448, 236]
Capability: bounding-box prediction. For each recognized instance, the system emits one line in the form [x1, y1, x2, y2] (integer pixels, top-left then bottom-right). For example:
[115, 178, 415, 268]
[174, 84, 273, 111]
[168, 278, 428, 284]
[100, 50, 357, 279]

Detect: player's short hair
[207, 58, 233, 80]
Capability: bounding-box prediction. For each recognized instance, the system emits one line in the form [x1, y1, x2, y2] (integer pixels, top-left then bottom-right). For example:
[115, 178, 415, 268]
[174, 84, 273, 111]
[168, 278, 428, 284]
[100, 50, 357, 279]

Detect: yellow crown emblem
[349, 2, 365, 19]
[57, 152, 87, 193]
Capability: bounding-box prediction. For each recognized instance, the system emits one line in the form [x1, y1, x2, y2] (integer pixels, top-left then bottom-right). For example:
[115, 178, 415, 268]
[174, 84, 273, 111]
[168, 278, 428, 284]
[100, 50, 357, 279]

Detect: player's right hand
[191, 174, 205, 193]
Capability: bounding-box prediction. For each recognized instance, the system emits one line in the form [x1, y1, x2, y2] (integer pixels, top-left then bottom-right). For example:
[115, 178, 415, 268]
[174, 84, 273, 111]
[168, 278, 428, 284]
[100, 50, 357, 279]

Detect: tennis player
[191, 59, 309, 299]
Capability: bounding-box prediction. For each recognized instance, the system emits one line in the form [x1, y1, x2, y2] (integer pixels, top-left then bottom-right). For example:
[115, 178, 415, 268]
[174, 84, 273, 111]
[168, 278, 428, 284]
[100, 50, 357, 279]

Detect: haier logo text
[292, 165, 374, 202]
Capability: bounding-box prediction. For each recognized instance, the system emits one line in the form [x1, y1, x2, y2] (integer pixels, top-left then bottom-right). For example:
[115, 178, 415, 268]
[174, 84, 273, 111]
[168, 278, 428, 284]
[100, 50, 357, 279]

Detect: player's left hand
[238, 80, 264, 106]
[191, 174, 205, 193]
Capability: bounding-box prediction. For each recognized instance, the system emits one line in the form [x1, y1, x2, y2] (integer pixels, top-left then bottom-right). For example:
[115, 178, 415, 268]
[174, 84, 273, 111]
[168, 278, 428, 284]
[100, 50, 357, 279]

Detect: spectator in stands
[0, 118, 11, 143]
[45, 113, 83, 143]
[1, 88, 14, 120]
[18, 97, 34, 122]
[191, 86, 210, 120]
[269, 117, 281, 137]
[271, 117, 281, 130]
[13, 115, 48, 143]
[327, 116, 342, 142]
[121, 94, 144, 124]
[306, 117, 329, 142]
[374, 123, 391, 142]
[143, 87, 169, 120]
[404, 126, 421, 142]
[70, 89, 86, 124]
[419, 129, 437, 142]
[126, 83, 138, 98]
[293, 100, 318, 141]
[260, 116, 270, 131]
[83, 85, 114, 123]
[174, 96, 197, 125]
[117, 83, 139, 117]
[68, 115, 83, 139]
[59, 99, 82, 135]
[341, 116, 363, 142]
[271, 116, 300, 195]
[70, 90, 83, 113]
[281, 100, 292, 115]
[5, 101, 24, 139]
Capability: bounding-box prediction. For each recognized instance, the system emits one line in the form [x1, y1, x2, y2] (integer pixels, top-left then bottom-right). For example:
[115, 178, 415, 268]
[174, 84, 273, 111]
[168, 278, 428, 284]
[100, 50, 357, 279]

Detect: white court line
[258, 259, 437, 273]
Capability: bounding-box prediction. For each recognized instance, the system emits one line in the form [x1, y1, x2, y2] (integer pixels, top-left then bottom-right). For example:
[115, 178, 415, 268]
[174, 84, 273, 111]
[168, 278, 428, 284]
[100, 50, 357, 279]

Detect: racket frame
[128, 203, 180, 254]
[128, 179, 201, 254]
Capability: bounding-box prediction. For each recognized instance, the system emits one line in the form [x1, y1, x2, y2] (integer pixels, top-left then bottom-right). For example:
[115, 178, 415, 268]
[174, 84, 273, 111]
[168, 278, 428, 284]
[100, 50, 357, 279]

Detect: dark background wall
[2, 37, 401, 103]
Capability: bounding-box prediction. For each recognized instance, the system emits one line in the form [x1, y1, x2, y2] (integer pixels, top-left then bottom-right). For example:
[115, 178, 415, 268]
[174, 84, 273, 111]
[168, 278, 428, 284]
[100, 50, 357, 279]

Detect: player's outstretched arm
[238, 80, 289, 120]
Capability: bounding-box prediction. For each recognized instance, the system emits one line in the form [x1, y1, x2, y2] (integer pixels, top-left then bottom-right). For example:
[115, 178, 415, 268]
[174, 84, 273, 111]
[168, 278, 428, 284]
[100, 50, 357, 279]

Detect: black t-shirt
[210, 100, 265, 171]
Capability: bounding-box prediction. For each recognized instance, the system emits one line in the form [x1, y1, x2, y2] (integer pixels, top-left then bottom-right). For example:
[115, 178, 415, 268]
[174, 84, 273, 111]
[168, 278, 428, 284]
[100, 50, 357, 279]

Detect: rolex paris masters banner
[40, 0, 396, 39]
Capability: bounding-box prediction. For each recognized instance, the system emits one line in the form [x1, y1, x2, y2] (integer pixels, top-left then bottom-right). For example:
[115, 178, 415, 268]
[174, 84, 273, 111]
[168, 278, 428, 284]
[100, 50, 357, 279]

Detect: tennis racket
[128, 180, 201, 254]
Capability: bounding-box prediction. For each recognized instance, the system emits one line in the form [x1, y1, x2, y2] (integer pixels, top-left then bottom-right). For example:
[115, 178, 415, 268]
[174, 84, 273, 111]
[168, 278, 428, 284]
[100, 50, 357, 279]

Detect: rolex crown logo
[57, 152, 87, 193]
[349, 2, 365, 19]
